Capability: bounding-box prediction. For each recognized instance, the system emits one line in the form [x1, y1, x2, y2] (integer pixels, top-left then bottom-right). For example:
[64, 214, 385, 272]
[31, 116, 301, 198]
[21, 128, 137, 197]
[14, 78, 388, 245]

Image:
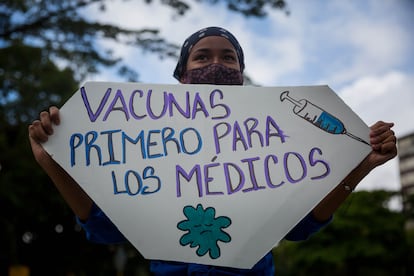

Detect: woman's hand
[28, 106, 93, 220]
[366, 121, 398, 169]
[28, 106, 60, 165]
[311, 120, 397, 222]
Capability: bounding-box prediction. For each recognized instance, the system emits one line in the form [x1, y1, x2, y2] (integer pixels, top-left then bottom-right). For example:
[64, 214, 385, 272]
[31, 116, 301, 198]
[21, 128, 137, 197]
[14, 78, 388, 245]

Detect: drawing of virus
[177, 204, 232, 259]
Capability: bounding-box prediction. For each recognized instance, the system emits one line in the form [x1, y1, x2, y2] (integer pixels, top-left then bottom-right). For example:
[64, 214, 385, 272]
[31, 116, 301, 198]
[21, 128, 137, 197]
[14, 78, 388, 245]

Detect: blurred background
[1, 0, 413, 275]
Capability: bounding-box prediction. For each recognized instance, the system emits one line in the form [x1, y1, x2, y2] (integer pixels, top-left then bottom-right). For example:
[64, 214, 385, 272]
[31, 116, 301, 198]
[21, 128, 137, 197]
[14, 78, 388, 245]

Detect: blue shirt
[78, 203, 330, 275]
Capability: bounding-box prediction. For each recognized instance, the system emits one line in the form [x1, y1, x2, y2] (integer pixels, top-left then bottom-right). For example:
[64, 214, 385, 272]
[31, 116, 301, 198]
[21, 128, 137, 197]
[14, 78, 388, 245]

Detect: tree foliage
[0, 0, 288, 82]
[1, 0, 179, 82]
[273, 191, 412, 276]
[0, 42, 79, 274]
[0, 42, 77, 125]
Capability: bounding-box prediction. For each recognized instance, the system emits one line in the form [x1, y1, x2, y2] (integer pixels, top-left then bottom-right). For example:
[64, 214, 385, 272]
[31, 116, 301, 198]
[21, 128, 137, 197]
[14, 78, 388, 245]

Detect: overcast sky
[84, 0, 414, 195]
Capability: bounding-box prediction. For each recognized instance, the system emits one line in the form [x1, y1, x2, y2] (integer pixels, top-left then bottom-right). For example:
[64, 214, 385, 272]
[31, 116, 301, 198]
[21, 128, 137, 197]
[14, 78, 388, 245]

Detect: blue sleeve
[76, 203, 127, 244]
[150, 252, 275, 275]
[284, 212, 332, 241]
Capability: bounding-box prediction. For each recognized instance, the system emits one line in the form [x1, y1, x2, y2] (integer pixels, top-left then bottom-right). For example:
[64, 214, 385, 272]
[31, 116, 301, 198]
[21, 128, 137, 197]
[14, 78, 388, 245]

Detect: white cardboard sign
[44, 82, 371, 269]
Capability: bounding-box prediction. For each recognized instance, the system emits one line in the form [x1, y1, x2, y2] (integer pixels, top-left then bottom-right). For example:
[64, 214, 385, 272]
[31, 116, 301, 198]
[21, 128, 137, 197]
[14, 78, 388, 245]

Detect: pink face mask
[181, 63, 243, 85]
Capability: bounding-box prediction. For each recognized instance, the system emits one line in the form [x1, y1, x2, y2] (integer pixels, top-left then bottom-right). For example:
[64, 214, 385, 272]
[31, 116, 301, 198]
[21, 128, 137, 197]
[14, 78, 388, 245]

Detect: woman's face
[184, 36, 241, 74]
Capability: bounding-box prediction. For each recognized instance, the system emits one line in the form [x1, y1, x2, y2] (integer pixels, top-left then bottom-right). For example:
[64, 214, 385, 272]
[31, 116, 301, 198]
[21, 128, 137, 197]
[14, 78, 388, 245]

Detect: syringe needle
[345, 132, 370, 146]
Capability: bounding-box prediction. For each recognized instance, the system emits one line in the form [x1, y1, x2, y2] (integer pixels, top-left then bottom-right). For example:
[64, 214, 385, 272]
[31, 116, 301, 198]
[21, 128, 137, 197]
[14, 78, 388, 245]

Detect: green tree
[273, 190, 410, 276]
[0, 42, 150, 276]
[0, 0, 288, 82]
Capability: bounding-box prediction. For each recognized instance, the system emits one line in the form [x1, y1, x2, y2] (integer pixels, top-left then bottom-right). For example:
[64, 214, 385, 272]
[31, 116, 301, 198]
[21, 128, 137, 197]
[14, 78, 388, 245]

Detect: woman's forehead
[190, 36, 237, 54]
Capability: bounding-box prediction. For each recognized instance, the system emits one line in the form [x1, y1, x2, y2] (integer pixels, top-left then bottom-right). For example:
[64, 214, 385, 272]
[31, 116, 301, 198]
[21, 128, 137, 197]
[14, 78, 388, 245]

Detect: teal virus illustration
[177, 204, 232, 259]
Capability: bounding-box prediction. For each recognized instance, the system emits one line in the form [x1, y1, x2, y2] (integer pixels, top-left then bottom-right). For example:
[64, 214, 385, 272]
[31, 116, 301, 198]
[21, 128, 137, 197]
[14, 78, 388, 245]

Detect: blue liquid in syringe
[293, 99, 345, 134]
[315, 111, 344, 134]
[280, 91, 370, 145]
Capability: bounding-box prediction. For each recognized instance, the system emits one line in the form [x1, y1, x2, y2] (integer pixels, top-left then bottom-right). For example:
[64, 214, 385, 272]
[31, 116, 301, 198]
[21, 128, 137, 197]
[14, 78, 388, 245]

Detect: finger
[370, 121, 394, 137]
[379, 140, 397, 156]
[39, 110, 54, 135]
[370, 129, 395, 145]
[49, 106, 60, 125]
[371, 129, 397, 152]
[28, 121, 49, 143]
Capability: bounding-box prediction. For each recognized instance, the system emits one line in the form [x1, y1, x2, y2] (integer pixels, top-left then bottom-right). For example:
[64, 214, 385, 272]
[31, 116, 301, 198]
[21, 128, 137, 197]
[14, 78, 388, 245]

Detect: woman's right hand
[28, 106, 94, 220]
[28, 106, 60, 165]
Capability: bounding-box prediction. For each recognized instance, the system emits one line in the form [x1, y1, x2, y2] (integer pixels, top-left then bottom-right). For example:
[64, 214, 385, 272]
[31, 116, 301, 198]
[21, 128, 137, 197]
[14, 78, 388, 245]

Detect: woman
[28, 27, 397, 275]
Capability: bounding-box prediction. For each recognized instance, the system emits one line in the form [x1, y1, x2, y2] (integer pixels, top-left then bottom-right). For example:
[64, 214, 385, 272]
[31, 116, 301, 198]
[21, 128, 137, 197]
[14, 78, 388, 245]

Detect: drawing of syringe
[280, 91, 370, 146]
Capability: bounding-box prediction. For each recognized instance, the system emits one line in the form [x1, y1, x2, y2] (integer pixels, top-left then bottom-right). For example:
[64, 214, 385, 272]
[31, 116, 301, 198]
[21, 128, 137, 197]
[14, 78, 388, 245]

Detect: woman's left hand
[366, 121, 398, 169]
